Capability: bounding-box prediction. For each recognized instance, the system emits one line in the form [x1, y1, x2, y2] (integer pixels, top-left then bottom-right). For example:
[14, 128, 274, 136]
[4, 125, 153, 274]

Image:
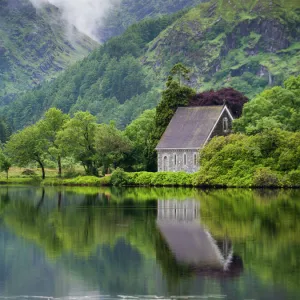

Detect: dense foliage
[4, 109, 132, 178]
[234, 75, 300, 134]
[111, 168, 194, 187]
[1, 12, 184, 130]
[101, 0, 202, 41]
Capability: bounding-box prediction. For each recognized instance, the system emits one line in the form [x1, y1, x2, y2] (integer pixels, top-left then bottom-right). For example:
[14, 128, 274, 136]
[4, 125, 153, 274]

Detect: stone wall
[157, 149, 199, 173]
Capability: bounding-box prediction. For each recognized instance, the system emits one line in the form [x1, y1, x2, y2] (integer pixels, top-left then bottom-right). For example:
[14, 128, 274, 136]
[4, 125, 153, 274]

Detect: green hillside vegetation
[0, 0, 97, 105]
[144, 0, 300, 95]
[1, 0, 299, 131]
[1, 11, 185, 130]
[101, 0, 203, 41]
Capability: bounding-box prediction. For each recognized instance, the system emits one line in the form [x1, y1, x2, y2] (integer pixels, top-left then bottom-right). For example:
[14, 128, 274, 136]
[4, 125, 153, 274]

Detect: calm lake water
[0, 186, 299, 300]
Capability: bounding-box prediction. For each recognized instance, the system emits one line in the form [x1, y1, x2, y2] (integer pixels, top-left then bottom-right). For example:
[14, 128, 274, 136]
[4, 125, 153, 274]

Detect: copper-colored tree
[188, 88, 248, 118]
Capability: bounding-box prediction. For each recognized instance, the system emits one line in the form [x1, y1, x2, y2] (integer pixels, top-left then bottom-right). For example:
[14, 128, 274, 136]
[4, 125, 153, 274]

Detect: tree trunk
[58, 156, 62, 178]
[6, 171, 8, 180]
[37, 160, 45, 179]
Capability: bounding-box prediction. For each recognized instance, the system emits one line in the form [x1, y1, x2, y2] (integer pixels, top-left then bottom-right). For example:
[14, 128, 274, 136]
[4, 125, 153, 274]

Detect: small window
[174, 154, 177, 166]
[194, 153, 197, 166]
[184, 153, 187, 165]
[223, 117, 229, 132]
[163, 156, 168, 171]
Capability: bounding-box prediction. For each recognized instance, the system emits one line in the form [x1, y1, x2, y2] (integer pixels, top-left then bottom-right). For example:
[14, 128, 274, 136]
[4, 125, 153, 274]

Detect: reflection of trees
[199, 189, 300, 293]
[0, 187, 299, 296]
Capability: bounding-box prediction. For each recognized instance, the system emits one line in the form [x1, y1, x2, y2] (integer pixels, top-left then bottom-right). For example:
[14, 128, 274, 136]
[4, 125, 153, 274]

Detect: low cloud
[29, 0, 119, 41]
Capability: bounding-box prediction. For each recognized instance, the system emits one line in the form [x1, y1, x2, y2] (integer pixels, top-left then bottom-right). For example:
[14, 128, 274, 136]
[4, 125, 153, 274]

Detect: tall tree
[0, 150, 11, 180]
[37, 108, 69, 177]
[124, 109, 156, 171]
[148, 64, 195, 170]
[95, 122, 132, 173]
[170, 63, 191, 86]
[5, 125, 47, 179]
[57, 111, 98, 176]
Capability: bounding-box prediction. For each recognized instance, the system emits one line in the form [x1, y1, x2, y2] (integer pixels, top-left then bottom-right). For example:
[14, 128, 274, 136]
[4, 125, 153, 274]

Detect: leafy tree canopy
[234, 75, 300, 134]
[5, 124, 47, 178]
[189, 88, 248, 118]
[57, 111, 98, 176]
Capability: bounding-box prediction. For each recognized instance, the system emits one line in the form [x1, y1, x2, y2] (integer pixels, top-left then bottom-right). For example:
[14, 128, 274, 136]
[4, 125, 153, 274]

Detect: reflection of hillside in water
[156, 199, 243, 277]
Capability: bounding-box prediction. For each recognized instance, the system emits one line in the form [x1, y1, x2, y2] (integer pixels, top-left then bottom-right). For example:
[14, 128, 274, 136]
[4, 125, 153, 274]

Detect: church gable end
[204, 106, 234, 145]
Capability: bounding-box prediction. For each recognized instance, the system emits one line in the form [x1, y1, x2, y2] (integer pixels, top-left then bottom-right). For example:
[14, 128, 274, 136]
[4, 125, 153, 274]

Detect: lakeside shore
[1, 171, 300, 188]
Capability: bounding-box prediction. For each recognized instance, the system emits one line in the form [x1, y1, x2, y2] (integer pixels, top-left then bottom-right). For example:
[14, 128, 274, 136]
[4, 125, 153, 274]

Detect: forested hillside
[1, 0, 299, 130]
[0, 0, 97, 104]
[100, 0, 204, 41]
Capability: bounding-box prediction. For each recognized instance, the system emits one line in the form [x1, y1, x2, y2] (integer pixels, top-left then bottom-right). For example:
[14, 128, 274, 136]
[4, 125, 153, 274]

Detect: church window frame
[193, 153, 198, 166]
[183, 153, 187, 166]
[163, 155, 168, 171]
[223, 117, 229, 132]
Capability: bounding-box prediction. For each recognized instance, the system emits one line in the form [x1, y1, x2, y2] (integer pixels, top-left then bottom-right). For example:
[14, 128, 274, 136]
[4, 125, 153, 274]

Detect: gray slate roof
[156, 106, 224, 150]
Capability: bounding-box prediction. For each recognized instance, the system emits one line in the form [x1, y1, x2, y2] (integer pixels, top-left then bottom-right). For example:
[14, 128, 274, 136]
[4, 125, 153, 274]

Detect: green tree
[95, 122, 132, 173]
[234, 75, 300, 134]
[57, 111, 98, 176]
[5, 125, 47, 179]
[124, 109, 156, 171]
[0, 118, 10, 143]
[170, 63, 191, 86]
[155, 73, 195, 137]
[0, 150, 11, 180]
[37, 108, 69, 177]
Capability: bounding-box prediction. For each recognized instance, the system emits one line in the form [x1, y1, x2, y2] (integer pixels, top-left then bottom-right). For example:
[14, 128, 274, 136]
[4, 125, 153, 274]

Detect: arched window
[184, 153, 187, 165]
[223, 117, 229, 132]
[163, 156, 168, 171]
[194, 153, 197, 166]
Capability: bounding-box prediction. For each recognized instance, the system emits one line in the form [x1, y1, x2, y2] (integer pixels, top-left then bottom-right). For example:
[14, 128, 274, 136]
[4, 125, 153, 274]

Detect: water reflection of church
[156, 199, 243, 276]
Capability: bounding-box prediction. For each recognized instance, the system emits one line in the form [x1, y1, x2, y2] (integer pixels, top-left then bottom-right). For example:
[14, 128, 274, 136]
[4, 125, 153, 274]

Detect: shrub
[99, 175, 111, 186]
[134, 172, 153, 185]
[111, 168, 128, 186]
[288, 169, 300, 187]
[22, 169, 36, 176]
[252, 167, 281, 187]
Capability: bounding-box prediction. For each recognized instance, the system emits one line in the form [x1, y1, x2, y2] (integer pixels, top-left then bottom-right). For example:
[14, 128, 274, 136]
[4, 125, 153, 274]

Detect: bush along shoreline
[3, 166, 300, 189]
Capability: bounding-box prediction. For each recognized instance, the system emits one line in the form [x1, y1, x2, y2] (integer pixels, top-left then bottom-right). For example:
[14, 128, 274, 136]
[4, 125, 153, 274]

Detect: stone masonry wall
[157, 149, 199, 173]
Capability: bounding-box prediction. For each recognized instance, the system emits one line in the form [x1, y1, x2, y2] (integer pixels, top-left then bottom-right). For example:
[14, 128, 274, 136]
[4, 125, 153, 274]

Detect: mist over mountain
[0, 0, 97, 104]
[29, 0, 117, 41]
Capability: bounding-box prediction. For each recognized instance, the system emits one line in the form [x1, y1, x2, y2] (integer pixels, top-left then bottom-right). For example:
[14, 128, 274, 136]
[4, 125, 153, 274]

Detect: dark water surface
[0, 186, 299, 300]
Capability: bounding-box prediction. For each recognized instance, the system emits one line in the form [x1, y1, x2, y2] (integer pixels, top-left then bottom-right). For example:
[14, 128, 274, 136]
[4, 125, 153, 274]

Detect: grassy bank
[2, 167, 300, 188]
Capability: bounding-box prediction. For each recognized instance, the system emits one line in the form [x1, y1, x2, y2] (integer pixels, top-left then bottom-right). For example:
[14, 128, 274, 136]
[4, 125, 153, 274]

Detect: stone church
[155, 105, 234, 173]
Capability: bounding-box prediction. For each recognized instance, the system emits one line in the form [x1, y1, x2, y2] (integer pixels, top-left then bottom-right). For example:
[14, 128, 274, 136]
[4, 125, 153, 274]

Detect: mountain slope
[0, 0, 97, 104]
[2, 0, 299, 130]
[100, 0, 204, 41]
[144, 0, 300, 96]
